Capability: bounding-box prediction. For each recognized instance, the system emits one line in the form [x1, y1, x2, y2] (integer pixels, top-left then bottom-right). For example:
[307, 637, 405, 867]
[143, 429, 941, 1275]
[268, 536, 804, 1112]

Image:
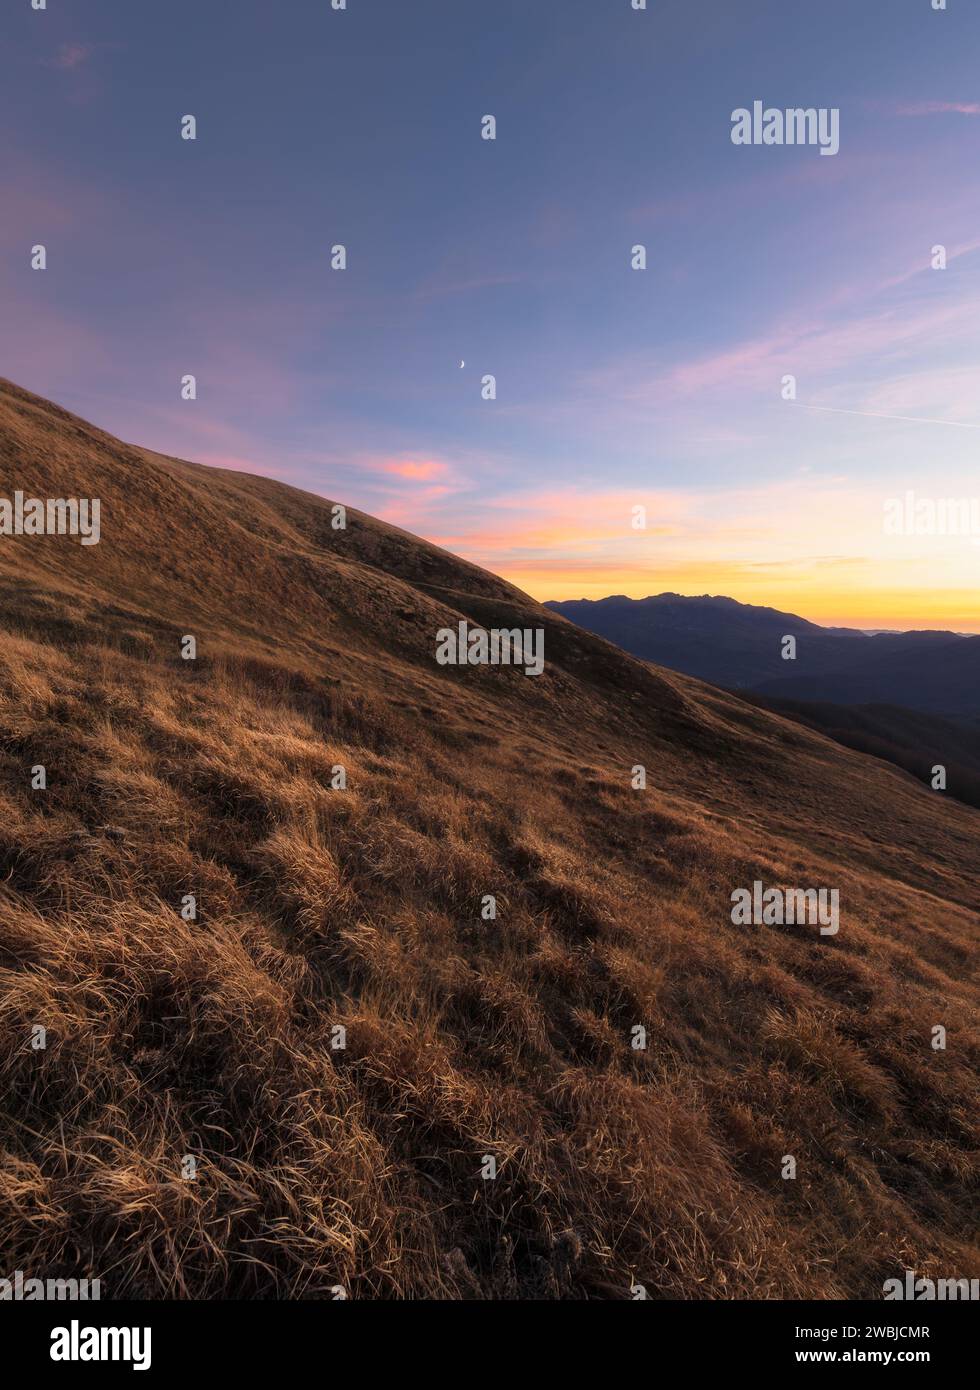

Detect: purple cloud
[45, 43, 95, 72]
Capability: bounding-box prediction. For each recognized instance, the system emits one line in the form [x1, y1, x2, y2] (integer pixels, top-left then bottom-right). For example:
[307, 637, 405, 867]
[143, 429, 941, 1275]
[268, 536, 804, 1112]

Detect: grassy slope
[0, 380, 977, 1299]
[742, 692, 980, 812]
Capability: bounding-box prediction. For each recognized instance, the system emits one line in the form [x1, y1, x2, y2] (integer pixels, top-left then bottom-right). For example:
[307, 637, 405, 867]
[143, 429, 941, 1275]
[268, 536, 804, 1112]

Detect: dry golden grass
[0, 380, 977, 1298]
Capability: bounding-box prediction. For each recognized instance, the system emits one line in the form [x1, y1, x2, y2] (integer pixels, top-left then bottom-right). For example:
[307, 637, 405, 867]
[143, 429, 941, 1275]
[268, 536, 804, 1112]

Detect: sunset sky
[3, 0, 979, 631]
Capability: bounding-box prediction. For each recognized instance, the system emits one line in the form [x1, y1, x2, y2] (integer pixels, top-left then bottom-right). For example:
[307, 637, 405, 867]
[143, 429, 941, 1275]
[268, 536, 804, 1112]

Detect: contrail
[790, 402, 980, 430]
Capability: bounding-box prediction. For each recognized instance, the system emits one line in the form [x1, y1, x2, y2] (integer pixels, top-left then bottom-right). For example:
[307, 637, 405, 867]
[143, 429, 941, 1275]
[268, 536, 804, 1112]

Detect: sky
[3, 0, 979, 631]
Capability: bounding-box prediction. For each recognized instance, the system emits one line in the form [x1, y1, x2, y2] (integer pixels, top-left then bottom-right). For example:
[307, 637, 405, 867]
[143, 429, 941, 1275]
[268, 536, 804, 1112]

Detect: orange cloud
[377, 458, 449, 481]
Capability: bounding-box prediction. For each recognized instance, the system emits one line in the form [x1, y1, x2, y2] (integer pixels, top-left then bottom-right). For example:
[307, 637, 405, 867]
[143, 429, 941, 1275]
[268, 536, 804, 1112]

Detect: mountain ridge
[545, 592, 980, 717]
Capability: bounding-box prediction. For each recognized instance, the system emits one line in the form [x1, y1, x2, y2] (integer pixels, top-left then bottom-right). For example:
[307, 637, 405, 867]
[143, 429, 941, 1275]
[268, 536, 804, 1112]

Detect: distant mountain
[544, 593, 979, 718]
[754, 635, 980, 719]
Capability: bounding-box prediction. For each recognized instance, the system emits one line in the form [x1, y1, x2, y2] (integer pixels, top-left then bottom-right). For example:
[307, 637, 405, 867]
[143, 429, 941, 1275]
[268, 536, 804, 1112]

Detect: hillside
[545, 591, 980, 811]
[742, 696, 980, 813]
[0, 380, 977, 1300]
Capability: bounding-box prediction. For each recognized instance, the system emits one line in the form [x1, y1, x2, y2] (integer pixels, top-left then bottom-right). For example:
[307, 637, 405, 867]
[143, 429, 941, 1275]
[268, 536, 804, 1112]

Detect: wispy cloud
[412, 273, 523, 303]
[895, 101, 980, 117]
[578, 284, 980, 423]
[45, 43, 95, 72]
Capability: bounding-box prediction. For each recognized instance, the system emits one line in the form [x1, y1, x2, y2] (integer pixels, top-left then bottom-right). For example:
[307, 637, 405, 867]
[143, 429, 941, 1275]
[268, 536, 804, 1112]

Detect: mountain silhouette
[545, 593, 978, 717]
